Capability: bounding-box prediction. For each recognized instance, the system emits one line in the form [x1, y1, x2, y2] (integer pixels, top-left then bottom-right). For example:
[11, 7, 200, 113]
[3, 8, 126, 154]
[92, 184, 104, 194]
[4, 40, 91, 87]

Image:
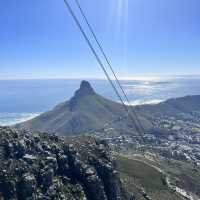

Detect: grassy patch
[117, 156, 165, 190]
[116, 155, 185, 200]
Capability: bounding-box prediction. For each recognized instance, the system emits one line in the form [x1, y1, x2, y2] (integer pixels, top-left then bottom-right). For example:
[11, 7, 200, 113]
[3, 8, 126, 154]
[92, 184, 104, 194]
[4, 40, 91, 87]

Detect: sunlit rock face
[0, 126, 129, 200]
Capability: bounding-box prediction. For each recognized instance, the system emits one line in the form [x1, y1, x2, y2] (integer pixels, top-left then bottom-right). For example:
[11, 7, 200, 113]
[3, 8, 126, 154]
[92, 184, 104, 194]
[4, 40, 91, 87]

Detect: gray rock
[39, 168, 54, 189]
[17, 173, 36, 199]
[23, 154, 37, 164]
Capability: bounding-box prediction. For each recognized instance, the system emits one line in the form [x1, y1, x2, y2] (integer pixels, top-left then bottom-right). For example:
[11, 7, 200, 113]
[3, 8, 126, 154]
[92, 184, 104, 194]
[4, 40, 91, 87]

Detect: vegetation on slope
[116, 155, 185, 200]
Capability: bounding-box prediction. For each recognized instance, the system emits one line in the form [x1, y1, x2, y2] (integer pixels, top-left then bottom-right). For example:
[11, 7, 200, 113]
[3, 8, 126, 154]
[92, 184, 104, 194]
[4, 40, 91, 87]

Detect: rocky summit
[0, 126, 129, 200]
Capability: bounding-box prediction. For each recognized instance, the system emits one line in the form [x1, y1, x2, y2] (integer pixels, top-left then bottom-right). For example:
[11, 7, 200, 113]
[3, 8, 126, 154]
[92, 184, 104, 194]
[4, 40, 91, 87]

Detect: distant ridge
[137, 94, 200, 117]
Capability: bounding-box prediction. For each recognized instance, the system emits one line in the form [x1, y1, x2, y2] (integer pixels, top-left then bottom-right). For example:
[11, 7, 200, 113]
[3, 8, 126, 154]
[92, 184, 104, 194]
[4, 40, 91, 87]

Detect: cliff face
[0, 127, 128, 200]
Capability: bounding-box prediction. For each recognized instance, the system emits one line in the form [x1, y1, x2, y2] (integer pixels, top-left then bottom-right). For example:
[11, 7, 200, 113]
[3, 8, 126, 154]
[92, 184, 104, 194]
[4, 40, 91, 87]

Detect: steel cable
[63, 0, 144, 137]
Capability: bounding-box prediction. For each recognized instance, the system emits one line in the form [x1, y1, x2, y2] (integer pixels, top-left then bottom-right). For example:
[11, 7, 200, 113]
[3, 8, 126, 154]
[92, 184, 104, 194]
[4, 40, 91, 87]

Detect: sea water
[0, 76, 200, 125]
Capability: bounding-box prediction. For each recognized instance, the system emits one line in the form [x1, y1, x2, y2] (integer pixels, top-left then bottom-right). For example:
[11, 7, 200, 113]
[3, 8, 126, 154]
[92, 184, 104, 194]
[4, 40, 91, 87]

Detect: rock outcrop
[0, 126, 129, 200]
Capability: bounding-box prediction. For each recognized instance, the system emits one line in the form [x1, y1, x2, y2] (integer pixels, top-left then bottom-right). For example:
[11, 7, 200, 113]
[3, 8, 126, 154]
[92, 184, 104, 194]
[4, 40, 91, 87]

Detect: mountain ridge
[16, 80, 150, 136]
[15, 80, 200, 137]
[16, 81, 134, 135]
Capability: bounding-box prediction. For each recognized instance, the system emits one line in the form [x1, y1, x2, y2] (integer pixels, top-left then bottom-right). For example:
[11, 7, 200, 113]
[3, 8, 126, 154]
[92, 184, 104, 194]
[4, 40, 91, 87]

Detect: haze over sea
[0, 75, 200, 126]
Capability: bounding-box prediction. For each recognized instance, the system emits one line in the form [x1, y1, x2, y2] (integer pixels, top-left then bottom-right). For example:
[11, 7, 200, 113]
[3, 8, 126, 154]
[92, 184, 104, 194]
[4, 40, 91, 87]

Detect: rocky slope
[0, 126, 129, 200]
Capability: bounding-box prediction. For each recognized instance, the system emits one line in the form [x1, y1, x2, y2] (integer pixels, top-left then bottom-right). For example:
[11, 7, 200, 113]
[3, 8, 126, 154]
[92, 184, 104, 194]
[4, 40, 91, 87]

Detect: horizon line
[0, 74, 200, 81]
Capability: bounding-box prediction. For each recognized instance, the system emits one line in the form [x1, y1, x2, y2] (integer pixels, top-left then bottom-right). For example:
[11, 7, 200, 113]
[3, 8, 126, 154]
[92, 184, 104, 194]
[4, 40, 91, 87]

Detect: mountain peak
[75, 80, 95, 97]
[69, 81, 95, 109]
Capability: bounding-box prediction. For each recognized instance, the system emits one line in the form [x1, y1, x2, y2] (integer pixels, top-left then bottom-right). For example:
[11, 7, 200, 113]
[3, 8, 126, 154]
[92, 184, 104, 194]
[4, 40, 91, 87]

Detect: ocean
[0, 76, 200, 126]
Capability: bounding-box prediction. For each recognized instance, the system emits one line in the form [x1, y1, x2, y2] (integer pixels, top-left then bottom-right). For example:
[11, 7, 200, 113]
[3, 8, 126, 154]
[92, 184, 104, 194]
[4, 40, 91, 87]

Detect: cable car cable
[74, 0, 145, 135]
[63, 0, 142, 134]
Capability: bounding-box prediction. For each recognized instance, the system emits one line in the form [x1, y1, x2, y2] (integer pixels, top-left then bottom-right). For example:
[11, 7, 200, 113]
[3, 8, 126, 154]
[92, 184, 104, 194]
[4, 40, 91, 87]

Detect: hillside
[137, 95, 200, 118]
[0, 126, 129, 200]
[16, 81, 151, 136]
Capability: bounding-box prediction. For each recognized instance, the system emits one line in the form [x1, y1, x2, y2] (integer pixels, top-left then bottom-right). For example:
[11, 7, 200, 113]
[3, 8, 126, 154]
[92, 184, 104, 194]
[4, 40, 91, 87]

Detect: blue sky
[0, 0, 200, 79]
